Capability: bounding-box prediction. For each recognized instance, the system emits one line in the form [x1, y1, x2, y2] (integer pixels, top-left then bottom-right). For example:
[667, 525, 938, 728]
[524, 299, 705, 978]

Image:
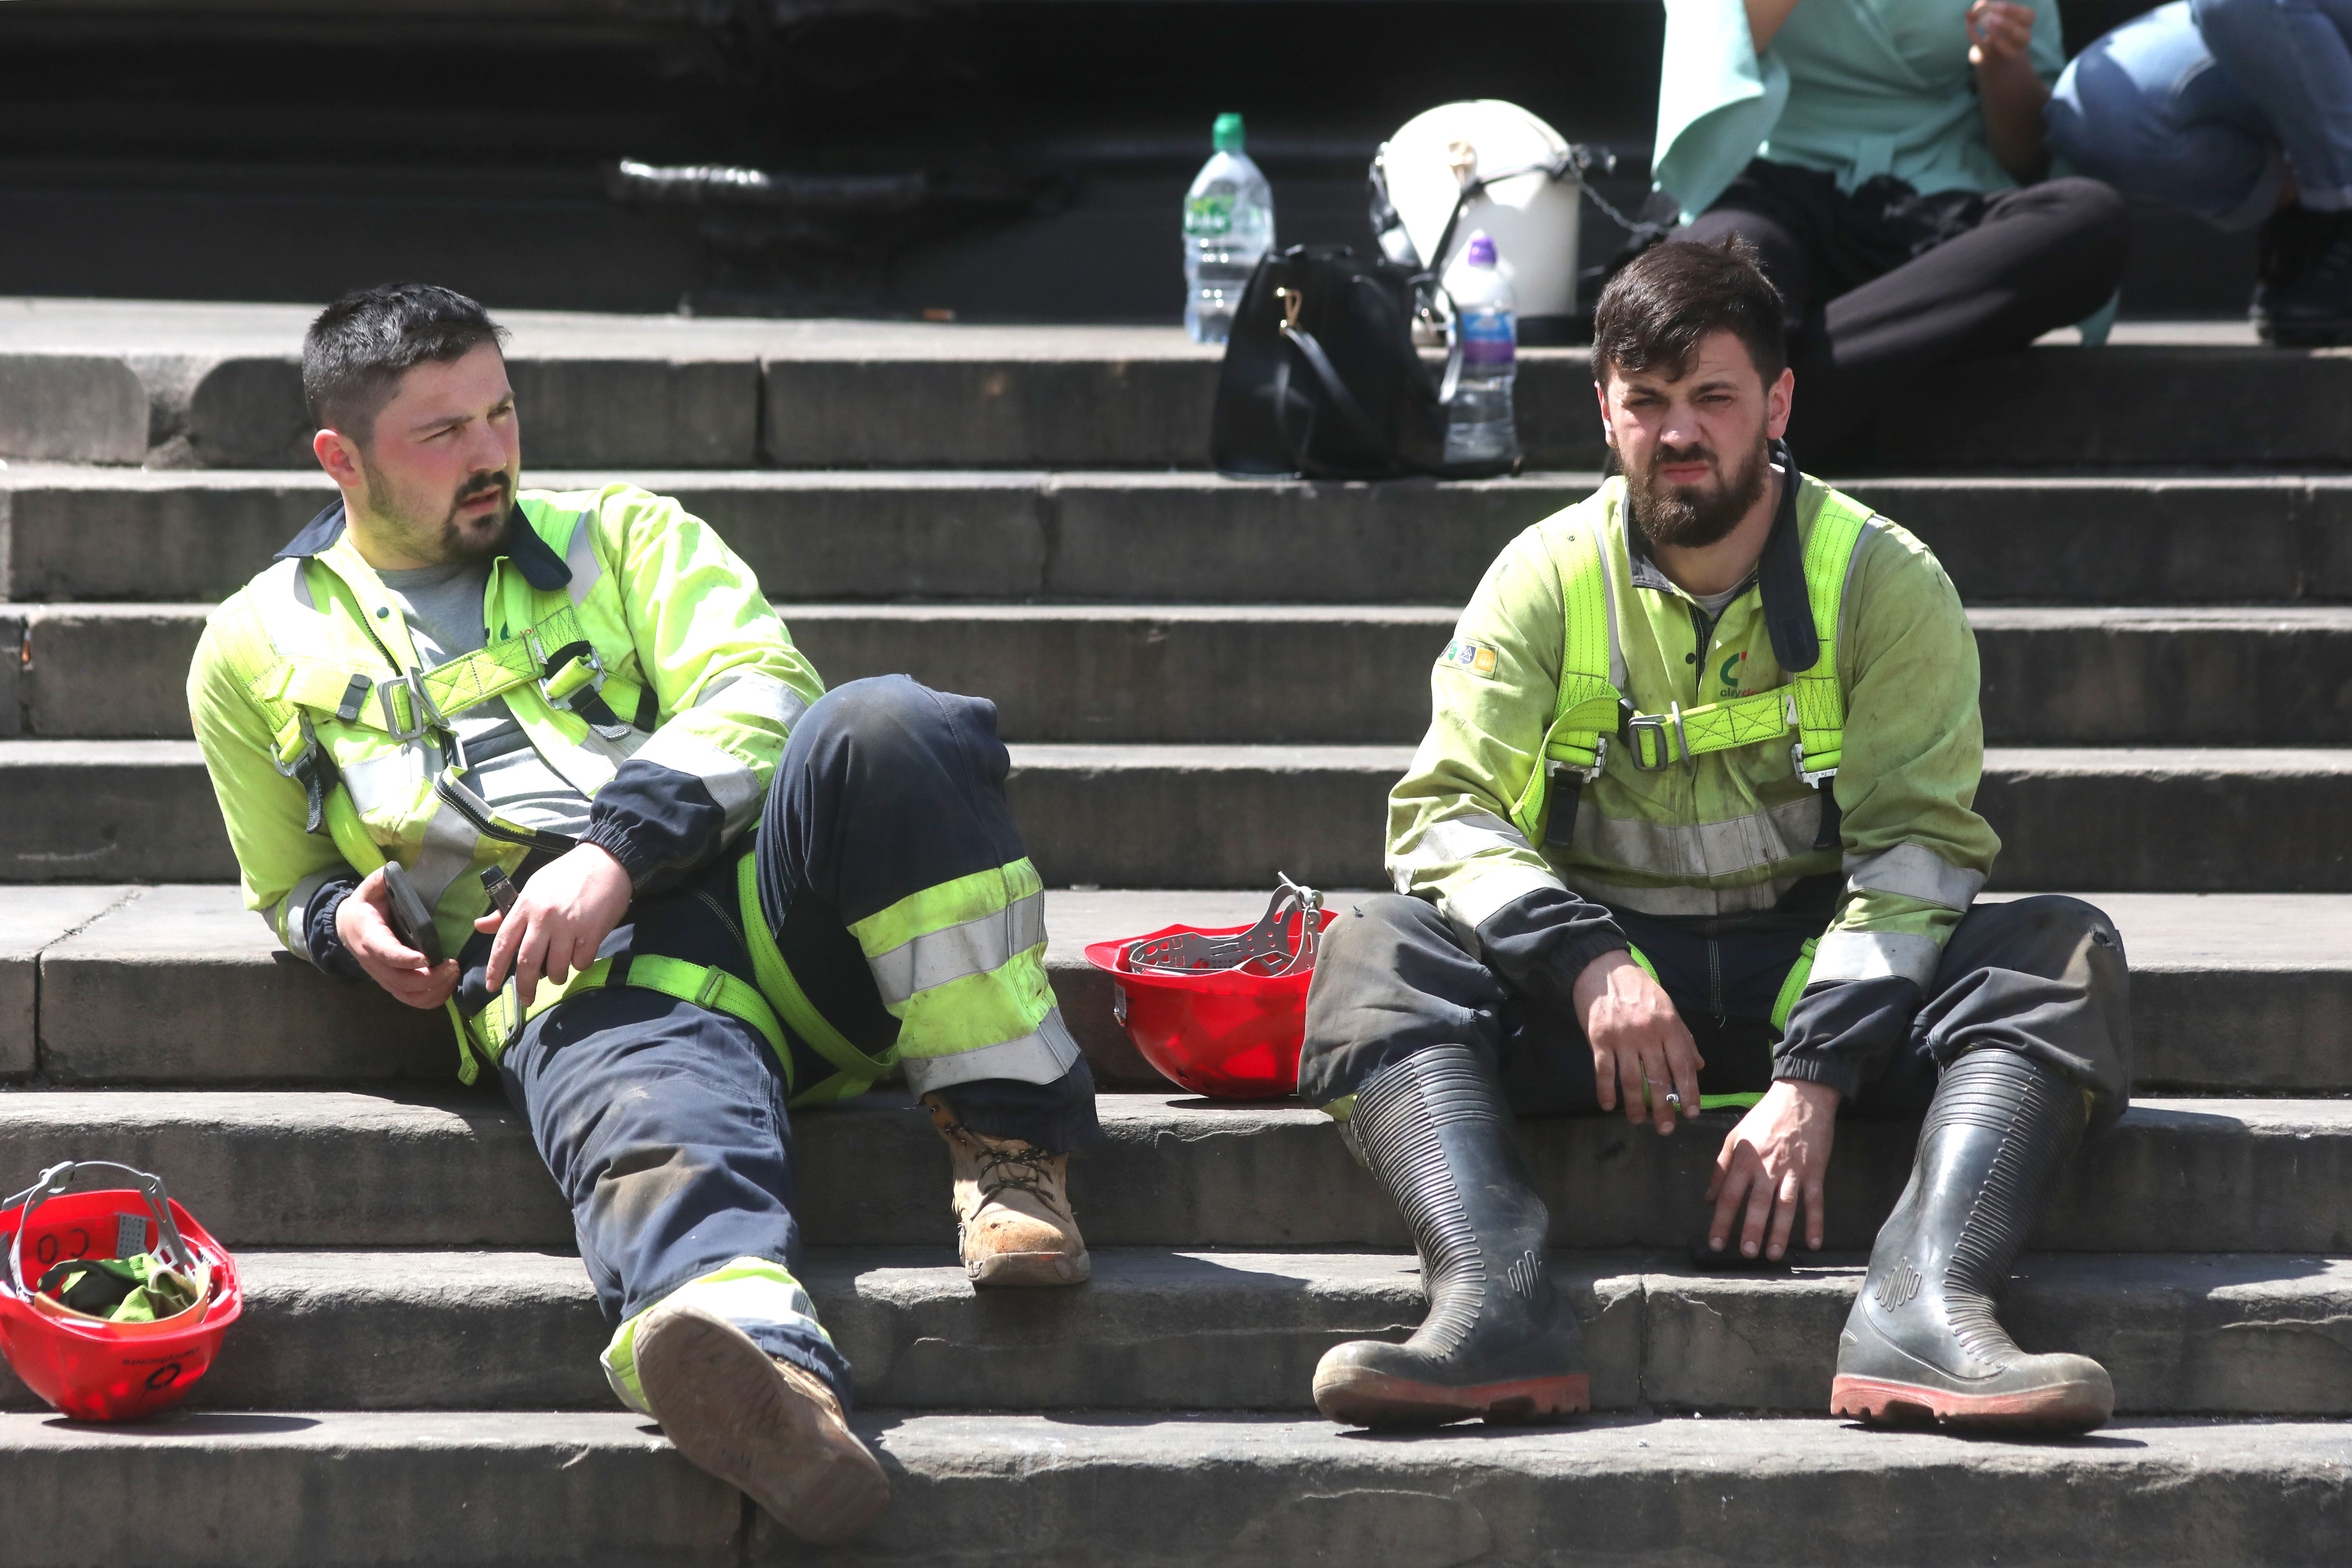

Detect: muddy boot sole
[1831, 1372, 2113, 1434]
[635, 1301, 890, 1543]
[968, 1247, 1091, 1288]
[1314, 1367, 1590, 1429]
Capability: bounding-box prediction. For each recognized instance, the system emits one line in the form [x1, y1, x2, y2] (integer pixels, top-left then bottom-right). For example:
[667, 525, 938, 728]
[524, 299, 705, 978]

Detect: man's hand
[1706, 1078, 1841, 1260]
[337, 866, 460, 1009]
[1965, 0, 2034, 66]
[477, 843, 633, 1011]
[1573, 950, 1705, 1136]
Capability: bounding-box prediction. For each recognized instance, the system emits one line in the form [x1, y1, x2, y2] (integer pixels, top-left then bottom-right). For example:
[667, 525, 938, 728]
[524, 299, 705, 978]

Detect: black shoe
[1832, 1049, 2114, 1433]
[2253, 205, 2352, 347]
[1311, 1045, 1589, 1427]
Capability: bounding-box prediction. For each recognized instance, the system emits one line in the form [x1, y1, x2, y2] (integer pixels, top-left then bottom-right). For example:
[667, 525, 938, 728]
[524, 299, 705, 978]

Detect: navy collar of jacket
[1622, 440, 1819, 670]
[275, 496, 574, 592]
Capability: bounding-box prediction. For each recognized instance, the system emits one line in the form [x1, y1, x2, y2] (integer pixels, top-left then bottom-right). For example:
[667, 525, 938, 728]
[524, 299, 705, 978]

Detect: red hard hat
[1086, 880, 1335, 1098]
[0, 1162, 242, 1421]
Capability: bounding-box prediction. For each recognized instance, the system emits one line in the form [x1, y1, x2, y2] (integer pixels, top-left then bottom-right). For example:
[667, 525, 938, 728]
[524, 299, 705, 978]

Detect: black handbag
[1210, 245, 1486, 481]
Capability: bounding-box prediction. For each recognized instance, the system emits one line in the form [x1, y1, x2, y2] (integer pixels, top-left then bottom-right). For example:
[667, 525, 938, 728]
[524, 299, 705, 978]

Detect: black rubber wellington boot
[1833, 1048, 2113, 1432]
[1312, 1044, 1588, 1427]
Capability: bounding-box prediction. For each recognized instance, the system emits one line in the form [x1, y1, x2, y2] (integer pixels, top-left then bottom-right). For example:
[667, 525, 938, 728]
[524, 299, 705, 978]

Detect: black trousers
[1679, 162, 2132, 458]
[1299, 892, 2132, 1132]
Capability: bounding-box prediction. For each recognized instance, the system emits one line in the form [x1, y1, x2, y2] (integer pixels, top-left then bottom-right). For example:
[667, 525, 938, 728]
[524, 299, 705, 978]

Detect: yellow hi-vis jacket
[1390, 462, 1999, 1086]
[188, 485, 822, 1028]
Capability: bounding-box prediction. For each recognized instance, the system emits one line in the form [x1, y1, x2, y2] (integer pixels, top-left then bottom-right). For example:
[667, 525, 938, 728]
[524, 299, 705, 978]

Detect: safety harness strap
[1794, 498, 1871, 781]
[248, 602, 643, 744]
[1573, 489, 1877, 782]
[735, 853, 898, 1088]
[1512, 519, 1623, 843]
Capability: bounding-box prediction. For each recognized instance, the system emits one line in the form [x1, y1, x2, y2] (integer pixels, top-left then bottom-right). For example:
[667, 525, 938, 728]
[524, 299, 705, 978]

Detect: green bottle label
[1185, 193, 1234, 237]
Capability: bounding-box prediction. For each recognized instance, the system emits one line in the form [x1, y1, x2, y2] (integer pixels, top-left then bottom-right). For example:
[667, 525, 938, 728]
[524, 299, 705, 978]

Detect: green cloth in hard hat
[37, 1253, 200, 1323]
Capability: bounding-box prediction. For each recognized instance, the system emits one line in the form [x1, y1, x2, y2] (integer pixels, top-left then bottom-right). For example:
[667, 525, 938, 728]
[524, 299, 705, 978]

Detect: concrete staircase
[0, 299, 2347, 1563]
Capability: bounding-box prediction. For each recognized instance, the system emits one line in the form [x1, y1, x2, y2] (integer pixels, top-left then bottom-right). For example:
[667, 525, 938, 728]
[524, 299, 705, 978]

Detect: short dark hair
[302, 283, 508, 441]
[1592, 237, 1786, 389]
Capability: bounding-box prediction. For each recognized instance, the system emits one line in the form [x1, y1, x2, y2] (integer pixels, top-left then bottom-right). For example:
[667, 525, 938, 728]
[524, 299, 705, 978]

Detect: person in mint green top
[1652, 0, 2129, 456]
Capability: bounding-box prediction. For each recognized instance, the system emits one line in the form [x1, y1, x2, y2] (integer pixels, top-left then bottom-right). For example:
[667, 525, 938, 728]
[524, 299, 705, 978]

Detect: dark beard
[1627, 438, 1769, 551]
[435, 471, 515, 562]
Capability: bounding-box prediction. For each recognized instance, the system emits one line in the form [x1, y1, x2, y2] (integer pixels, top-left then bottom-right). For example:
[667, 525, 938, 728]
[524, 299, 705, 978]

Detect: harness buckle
[271, 712, 319, 779]
[378, 669, 445, 744]
[1792, 741, 1838, 787]
[532, 638, 607, 713]
[1627, 713, 1673, 772]
[1549, 732, 1608, 787]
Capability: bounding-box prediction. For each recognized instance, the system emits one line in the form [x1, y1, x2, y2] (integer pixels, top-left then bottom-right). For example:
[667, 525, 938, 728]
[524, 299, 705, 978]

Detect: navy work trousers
[1299, 892, 2132, 1130]
[498, 677, 1099, 1398]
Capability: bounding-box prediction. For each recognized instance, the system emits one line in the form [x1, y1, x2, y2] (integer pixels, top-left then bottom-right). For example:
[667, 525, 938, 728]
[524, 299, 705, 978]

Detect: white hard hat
[1372, 100, 1582, 322]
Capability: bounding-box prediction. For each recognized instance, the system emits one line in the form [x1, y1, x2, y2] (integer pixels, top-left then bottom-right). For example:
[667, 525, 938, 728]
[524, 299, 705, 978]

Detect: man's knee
[1945, 895, 2127, 986]
[793, 675, 993, 767]
[1299, 895, 1504, 1106]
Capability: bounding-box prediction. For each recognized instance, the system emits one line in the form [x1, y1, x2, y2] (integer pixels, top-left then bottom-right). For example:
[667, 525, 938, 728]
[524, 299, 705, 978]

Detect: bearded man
[1298, 238, 2132, 1433]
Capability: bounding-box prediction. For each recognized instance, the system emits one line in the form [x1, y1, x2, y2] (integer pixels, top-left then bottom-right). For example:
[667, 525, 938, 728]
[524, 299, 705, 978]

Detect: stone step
[0, 1409, 2340, 1567]
[9, 886, 2343, 1096]
[5, 466, 2348, 608]
[1, 739, 2345, 891]
[2, 301, 2347, 469]
[2, 1246, 2340, 1420]
[0, 1090, 2343, 1255]
[12, 600, 2352, 748]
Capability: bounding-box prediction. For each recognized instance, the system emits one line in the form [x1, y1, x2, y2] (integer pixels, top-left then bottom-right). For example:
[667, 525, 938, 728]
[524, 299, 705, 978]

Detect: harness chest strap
[248, 600, 647, 749]
[1528, 495, 1875, 809]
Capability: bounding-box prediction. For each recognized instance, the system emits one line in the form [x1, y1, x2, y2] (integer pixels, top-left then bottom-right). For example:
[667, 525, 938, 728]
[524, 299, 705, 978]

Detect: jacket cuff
[1772, 1052, 1861, 1101]
[308, 880, 367, 981]
[1773, 974, 1924, 1100]
[585, 757, 729, 895]
[1472, 886, 1629, 1014]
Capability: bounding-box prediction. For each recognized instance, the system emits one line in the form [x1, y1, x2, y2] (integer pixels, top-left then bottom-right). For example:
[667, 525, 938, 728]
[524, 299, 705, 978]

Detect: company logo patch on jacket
[1440, 638, 1500, 678]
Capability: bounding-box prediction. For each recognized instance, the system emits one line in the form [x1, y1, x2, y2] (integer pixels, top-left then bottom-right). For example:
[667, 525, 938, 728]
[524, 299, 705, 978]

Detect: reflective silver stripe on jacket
[274, 867, 347, 966]
[899, 1008, 1083, 1093]
[339, 747, 428, 818]
[866, 890, 1047, 1008]
[1844, 843, 1984, 911]
[564, 508, 603, 608]
[1563, 871, 1807, 918]
[1391, 810, 1567, 930]
[632, 729, 764, 833]
[1811, 928, 1942, 989]
[406, 792, 485, 912]
[1572, 793, 1823, 881]
[697, 670, 811, 732]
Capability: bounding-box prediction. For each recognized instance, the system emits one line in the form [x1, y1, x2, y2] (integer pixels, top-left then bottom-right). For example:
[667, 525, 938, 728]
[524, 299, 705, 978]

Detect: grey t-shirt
[1690, 581, 1748, 620]
[376, 561, 594, 838]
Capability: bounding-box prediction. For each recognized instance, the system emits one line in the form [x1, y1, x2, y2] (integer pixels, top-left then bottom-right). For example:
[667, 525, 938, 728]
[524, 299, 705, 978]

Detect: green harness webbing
[252, 601, 643, 755]
[1621, 935, 1820, 1115]
[1550, 493, 1870, 1111]
[466, 852, 899, 1108]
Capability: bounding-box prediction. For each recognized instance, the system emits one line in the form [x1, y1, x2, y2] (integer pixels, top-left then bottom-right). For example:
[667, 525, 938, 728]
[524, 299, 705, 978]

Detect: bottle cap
[1465, 231, 1498, 267]
[1213, 113, 1245, 153]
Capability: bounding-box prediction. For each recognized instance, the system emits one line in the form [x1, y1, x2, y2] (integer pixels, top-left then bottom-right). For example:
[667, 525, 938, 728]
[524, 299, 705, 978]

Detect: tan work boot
[922, 1092, 1091, 1287]
[633, 1299, 889, 1543]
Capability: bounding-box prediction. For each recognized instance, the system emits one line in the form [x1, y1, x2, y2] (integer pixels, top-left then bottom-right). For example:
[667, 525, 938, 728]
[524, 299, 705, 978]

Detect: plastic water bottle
[1444, 231, 1519, 467]
[1183, 112, 1274, 344]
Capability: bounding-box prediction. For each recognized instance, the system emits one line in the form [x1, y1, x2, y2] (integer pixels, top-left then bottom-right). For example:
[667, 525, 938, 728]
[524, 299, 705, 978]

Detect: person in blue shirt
[2047, 0, 2352, 346]
[1651, 0, 2130, 456]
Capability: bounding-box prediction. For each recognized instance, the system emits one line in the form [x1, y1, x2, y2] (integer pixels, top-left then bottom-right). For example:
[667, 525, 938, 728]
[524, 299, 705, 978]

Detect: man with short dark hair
[1300, 239, 2132, 1434]
[188, 283, 1098, 1541]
